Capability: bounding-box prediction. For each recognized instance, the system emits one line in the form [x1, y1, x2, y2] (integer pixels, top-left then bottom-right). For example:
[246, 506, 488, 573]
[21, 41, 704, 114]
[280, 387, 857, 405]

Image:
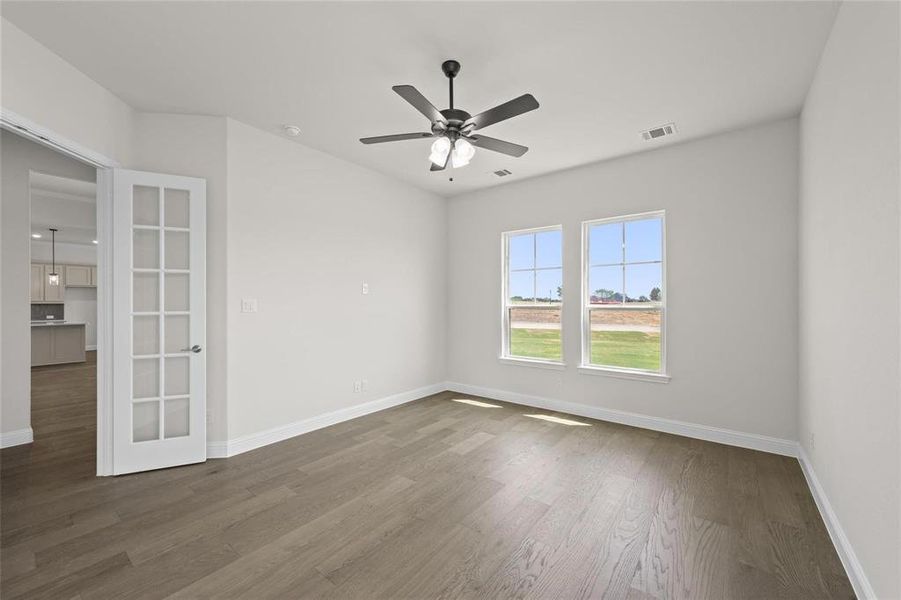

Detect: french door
[112, 170, 206, 474]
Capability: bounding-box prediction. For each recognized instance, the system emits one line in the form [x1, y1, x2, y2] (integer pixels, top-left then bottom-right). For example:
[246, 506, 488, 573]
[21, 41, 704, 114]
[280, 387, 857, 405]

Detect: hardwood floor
[2, 359, 853, 599]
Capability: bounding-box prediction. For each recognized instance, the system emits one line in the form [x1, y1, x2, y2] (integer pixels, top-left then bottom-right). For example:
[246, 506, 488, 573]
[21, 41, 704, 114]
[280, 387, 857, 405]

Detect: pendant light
[48, 228, 60, 286]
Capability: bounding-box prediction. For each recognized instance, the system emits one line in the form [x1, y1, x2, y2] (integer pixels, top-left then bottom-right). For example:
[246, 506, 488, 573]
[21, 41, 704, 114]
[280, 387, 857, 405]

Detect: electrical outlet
[808, 432, 816, 452]
[353, 381, 362, 393]
[241, 298, 258, 313]
[361, 281, 369, 295]
[361, 379, 369, 392]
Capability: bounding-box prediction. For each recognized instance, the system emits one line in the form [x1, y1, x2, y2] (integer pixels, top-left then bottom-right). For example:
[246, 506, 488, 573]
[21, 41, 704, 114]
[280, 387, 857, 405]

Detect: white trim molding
[1, 427, 34, 448]
[498, 357, 566, 371]
[0, 108, 120, 168]
[797, 446, 876, 600]
[445, 381, 797, 456]
[207, 382, 447, 458]
[577, 364, 671, 383]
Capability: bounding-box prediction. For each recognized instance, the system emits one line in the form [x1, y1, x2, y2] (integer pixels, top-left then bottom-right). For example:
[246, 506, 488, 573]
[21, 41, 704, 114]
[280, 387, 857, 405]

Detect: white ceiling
[2, 1, 838, 197]
[30, 172, 97, 245]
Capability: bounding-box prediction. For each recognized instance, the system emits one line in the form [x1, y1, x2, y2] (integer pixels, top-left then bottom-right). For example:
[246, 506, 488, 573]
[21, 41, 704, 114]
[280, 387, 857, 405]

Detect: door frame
[2, 108, 119, 475]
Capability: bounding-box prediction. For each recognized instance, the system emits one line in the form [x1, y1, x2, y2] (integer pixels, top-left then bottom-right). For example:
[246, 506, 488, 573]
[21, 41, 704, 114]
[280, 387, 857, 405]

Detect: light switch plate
[361, 281, 369, 295]
[241, 298, 258, 313]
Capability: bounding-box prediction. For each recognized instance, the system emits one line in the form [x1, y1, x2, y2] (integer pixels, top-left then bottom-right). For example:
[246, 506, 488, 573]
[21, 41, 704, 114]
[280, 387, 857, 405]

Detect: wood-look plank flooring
[1, 356, 854, 599]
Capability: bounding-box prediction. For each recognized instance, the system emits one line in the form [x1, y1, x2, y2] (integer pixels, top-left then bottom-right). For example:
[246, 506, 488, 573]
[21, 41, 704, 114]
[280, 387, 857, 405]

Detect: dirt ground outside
[510, 306, 661, 328]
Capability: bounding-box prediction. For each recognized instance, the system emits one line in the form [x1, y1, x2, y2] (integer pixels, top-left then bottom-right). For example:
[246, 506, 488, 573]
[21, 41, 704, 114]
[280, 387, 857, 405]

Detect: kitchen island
[31, 321, 87, 366]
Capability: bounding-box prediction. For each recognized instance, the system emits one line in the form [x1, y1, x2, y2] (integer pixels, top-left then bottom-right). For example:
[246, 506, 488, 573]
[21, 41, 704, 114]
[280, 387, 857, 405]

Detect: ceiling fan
[360, 60, 539, 171]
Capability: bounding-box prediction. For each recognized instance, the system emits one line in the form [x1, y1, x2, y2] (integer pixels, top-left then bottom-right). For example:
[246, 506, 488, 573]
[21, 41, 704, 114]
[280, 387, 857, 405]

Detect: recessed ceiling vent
[641, 123, 676, 141]
[493, 169, 513, 177]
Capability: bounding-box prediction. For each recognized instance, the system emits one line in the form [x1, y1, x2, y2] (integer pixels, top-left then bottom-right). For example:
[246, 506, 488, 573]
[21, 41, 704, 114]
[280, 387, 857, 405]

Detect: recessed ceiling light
[31, 233, 42, 239]
[283, 124, 301, 137]
[92, 240, 98, 244]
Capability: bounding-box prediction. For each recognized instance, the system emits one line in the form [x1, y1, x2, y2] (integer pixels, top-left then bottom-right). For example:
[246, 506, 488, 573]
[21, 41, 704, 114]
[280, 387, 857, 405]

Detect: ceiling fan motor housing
[441, 60, 461, 79]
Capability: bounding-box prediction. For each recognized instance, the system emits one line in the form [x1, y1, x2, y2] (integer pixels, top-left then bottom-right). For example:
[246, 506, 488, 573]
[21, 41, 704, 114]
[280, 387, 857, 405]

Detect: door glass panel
[165, 274, 189, 311]
[133, 230, 160, 269]
[133, 272, 160, 312]
[133, 358, 160, 399]
[164, 189, 190, 228]
[133, 401, 160, 442]
[165, 315, 189, 354]
[133, 316, 160, 356]
[133, 186, 160, 226]
[165, 357, 190, 396]
[164, 398, 190, 438]
[165, 231, 189, 270]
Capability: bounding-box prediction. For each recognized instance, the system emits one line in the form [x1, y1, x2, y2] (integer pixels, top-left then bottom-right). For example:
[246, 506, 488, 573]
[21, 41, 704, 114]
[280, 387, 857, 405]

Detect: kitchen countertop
[30, 321, 86, 327]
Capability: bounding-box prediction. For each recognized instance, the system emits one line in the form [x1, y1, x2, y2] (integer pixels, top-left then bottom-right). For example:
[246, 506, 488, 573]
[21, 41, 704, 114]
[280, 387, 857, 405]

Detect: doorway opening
[29, 168, 100, 479]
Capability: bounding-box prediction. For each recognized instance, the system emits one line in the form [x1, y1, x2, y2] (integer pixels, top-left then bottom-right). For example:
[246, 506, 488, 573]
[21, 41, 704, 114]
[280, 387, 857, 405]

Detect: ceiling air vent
[641, 123, 676, 141]
[493, 169, 513, 177]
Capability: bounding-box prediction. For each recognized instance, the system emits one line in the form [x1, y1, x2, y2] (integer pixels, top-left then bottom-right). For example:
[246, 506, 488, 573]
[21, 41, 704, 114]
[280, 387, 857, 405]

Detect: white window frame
[500, 225, 565, 369]
[579, 210, 669, 383]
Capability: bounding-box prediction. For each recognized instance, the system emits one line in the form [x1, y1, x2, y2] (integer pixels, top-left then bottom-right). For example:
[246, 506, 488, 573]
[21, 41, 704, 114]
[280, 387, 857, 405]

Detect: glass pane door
[113, 169, 206, 475]
[131, 186, 193, 443]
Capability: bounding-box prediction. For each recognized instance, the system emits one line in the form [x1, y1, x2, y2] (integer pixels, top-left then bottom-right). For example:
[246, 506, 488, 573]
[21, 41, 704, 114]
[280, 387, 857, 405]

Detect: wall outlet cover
[241, 298, 258, 313]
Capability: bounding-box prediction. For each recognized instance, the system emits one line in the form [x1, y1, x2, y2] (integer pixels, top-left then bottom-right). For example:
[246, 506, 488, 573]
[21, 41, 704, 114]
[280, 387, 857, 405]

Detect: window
[502, 226, 563, 364]
[582, 212, 665, 375]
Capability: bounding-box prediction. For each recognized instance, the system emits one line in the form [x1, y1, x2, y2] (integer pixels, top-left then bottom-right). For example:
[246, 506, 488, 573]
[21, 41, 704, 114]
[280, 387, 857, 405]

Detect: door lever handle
[180, 345, 202, 354]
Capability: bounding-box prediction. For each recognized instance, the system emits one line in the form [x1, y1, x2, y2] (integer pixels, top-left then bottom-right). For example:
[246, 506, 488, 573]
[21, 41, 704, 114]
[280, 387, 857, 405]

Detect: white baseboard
[445, 381, 798, 457]
[86, 345, 97, 351]
[207, 382, 447, 458]
[206, 440, 229, 459]
[798, 446, 875, 600]
[0, 427, 34, 448]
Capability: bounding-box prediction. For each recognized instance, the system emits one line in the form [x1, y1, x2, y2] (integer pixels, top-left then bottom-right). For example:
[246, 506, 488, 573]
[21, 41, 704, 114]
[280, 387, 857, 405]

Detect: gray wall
[447, 118, 800, 441]
[0, 130, 96, 436]
[798, 2, 900, 597]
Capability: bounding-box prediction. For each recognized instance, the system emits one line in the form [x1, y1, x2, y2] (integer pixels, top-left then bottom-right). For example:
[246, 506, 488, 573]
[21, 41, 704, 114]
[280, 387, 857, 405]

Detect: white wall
[447, 118, 800, 441]
[225, 119, 446, 439]
[798, 2, 901, 598]
[30, 241, 97, 265]
[0, 130, 96, 436]
[0, 18, 133, 164]
[131, 113, 229, 443]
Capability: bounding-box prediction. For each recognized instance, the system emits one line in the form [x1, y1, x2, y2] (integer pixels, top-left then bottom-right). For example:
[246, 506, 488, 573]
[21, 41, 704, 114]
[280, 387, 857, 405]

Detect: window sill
[498, 356, 566, 371]
[577, 365, 670, 383]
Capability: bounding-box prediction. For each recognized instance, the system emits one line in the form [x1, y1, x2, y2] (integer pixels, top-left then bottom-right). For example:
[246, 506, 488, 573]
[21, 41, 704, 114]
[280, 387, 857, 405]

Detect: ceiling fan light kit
[360, 59, 539, 172]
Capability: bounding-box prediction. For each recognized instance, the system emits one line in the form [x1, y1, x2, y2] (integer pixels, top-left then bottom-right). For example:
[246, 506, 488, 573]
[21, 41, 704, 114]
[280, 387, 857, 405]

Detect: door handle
[180, 344, 202, 354]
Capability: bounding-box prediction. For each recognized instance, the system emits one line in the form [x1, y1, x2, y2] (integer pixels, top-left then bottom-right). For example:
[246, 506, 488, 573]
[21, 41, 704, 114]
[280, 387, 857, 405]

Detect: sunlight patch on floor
[524, 414, 591, 426]
[452, 398, 503, 408]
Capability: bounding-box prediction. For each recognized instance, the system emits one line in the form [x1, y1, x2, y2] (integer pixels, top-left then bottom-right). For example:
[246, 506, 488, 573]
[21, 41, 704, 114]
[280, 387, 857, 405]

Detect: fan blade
[465, 94, 539, 131]
[430, 140, 453, 171]
[466, 135, 528, 157]
[360, 132, 433, 145]
[393, 85, 446, 124]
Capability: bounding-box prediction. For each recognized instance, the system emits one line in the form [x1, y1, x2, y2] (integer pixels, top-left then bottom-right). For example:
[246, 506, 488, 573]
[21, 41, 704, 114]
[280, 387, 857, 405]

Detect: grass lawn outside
[510, 328, 660, 371]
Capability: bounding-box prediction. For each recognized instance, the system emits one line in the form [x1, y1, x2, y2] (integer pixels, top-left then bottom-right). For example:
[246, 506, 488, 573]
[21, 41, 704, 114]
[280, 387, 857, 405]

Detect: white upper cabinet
[65, 265, 93, 287]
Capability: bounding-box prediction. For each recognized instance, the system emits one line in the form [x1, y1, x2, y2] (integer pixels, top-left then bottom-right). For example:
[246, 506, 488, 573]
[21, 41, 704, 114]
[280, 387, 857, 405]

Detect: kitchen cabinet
[31, 263, 65, 303]
[32, 263, 97, 302]
[30, 264, 44, 302]
[31, 324, 85, 366]
[65, 265, 93, 287]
